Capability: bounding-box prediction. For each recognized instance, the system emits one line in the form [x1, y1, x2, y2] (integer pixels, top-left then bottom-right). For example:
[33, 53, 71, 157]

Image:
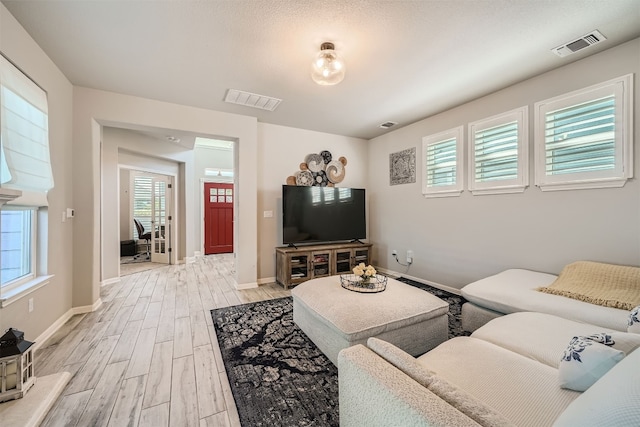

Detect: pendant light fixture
[311, 42, 346, 86]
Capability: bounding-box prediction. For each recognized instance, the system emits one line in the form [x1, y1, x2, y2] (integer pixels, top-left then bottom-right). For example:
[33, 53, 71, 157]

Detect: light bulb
[311, 42, 346, 86]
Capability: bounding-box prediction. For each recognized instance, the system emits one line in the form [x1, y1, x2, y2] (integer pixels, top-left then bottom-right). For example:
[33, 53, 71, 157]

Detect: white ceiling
[3, 0, 640, 140]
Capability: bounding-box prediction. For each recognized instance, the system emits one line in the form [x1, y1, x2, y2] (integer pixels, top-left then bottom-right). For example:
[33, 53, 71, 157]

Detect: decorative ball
[286, 176, 296, 185]
[300, 163, 308, 171]
[320, 150, 332, 164]
[339, 156, 347, 166]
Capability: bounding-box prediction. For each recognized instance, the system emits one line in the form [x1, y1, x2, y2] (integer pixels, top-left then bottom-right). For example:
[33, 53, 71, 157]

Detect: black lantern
[0, 328, 35, 402]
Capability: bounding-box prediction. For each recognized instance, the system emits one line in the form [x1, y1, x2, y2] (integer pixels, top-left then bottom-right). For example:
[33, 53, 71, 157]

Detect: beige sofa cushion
[419, 337, 581, 427]
[472, 312, 640, 369]
[367, 338, 515, 427]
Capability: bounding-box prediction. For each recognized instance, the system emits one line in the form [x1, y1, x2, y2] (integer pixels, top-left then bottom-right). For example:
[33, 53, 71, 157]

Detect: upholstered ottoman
[292, 276, 449, 365]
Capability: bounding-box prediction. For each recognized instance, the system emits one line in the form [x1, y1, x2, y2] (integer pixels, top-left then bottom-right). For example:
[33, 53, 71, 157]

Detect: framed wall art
[389, 147, 416, 185]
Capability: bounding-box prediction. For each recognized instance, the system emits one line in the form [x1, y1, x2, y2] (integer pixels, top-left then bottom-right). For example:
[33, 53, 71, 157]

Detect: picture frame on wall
[389, 147, 416, 185]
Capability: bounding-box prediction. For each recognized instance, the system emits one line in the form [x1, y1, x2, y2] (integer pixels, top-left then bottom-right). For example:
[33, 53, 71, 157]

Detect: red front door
[204, 183, 234, 255]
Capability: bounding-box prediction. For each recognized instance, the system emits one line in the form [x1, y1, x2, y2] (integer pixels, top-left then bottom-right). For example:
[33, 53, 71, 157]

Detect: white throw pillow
[628, 305, 640, 334]
[559, 334, 624, 392]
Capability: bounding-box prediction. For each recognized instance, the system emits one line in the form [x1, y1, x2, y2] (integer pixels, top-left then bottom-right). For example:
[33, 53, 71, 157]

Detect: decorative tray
[340, 274, 388, 293]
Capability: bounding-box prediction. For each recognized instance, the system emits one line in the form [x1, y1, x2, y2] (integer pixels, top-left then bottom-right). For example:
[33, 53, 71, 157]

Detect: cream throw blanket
[537, 261, 640, 310]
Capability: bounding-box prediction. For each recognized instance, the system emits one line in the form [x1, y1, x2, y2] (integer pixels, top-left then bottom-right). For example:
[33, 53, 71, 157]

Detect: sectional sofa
[338, 311, 640, 426]
[461, 265, 632, 333]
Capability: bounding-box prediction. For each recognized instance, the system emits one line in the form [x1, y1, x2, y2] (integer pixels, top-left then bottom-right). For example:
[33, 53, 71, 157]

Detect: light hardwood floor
[37, 254, 290, 427]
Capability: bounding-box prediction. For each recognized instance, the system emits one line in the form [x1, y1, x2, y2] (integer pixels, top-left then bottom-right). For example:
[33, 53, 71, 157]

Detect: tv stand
[276, 242, 373, 289]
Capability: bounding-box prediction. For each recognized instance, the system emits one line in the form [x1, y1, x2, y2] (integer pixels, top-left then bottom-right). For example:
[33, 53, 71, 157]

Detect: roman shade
[0, 54, 53, 206]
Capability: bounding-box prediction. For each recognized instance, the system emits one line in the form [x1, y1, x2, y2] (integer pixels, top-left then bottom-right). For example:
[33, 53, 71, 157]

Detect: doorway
[122, 170, 174, 268]
[204, 182, 234, 254]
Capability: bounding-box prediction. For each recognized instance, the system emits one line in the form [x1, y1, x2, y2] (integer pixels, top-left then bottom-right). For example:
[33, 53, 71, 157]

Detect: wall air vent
[224, 89, 282, 111]
[379, 121, 398, 129]
[552, 30, 606, 57]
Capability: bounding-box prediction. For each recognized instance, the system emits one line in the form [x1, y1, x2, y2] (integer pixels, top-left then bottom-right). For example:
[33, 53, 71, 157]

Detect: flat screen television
[282, 185, 366, 245]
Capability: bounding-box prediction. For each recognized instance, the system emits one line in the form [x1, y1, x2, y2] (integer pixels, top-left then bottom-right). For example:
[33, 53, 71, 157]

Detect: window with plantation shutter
[469, 107, 528, 195]
[132, 174, 153, 239]
[422, 126, 463, 198]
[534, 74, 633, 191]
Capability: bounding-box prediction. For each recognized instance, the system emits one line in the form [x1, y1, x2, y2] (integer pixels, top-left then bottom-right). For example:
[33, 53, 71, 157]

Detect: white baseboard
[235, 281, 258, 290]
[257, 276, 276, 285]
[376, 267, 462, 296]
[33, 308, 74, 351]
[101, 277, 120, 286]
[33, 298, 103, 351]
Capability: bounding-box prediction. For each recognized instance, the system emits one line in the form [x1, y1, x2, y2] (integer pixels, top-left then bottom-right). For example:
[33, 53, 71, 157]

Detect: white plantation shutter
[469, 107, 528, 195]
[0, 54, 53, 206]
[422, 126, 463, 198]
[133, 175, 153, 239]
[535, 75, 633, 191]
[544, 96, 614, 175]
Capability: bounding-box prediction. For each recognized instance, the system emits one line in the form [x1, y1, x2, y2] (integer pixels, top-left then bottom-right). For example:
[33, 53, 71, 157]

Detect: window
[1, 208, 35, 289]
[534, 74, 633, 191]
[468, 107, 528, 195]
[422, 126, 464, 198]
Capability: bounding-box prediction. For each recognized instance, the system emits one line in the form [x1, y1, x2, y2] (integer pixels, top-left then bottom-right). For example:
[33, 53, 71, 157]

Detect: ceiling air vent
[379, 121, 398, 129]
[552, 30, 606, 58]
[224, 89, 282, 111]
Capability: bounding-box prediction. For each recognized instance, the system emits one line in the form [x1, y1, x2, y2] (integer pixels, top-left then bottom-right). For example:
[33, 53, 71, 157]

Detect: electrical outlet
[28, 298, 34, 313]
[391, 249, 397, 256]
[407, 250, 414, 264]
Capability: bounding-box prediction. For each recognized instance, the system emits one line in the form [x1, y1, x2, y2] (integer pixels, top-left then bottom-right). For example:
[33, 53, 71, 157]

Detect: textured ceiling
[3, 0, 640, 140]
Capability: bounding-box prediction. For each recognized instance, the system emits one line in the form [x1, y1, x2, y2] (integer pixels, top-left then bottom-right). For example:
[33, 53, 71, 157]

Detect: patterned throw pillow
[628, 305, 640, 334]
[559, 333, 624, 392]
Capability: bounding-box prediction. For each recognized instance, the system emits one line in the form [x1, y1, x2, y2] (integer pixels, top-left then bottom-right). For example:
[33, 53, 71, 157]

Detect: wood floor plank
[41, 389, 93, 427]
[173, 316, 193, 358]
[142, 301, 163, 329]
[75, 360, 129, 427]
[125, 327, 157, 379]
[107, 375, 147, 427]
[103, 304, 135, 337]
[219, 369, 242, 427]
[139, 402, 170, 427]
[129, 296, 151, 322]
[156, 308, 176, 343]
[170, 355, 199, 427]
[142, 341, 174, 409]
[63, 321, 109, 366]
[200, 412, 231, 427]
[64, 334, 119, 395]
[193, 345, 225, 418]
[109, 319, 143, 364]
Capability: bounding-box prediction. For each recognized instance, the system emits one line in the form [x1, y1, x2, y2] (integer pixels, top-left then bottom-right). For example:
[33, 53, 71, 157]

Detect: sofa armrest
[338, 344, 481, 427]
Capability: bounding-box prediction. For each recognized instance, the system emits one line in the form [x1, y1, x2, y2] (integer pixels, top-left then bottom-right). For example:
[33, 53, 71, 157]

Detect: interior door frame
[119, 167, 178, 270]
[199, 177, 234, 256]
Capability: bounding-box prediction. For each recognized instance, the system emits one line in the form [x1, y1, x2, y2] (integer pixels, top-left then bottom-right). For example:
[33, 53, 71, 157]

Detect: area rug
[211, 281, 467, 427]
[212, 297, 339, 427]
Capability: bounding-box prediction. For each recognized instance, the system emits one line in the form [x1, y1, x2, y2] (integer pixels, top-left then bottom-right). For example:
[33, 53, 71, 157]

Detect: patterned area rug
[212, 297, 339, 427]
[211, 281, 467, 427]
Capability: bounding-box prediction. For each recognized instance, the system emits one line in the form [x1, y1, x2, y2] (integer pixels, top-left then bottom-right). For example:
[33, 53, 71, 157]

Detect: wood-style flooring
[36, 254, 290, 427]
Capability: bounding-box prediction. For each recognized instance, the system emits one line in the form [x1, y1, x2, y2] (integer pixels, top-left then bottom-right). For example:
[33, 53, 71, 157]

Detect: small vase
[361, 277, 371, 287]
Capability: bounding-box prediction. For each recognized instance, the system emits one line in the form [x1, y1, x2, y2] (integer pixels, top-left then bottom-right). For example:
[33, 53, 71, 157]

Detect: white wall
[368, 38, 640, 289]
[0, 4, 74, 339]
[257, 123, 369, 281]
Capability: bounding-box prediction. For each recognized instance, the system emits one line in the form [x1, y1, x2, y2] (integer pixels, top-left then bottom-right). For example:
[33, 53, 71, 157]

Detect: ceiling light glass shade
[311, 42, 346, 86]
